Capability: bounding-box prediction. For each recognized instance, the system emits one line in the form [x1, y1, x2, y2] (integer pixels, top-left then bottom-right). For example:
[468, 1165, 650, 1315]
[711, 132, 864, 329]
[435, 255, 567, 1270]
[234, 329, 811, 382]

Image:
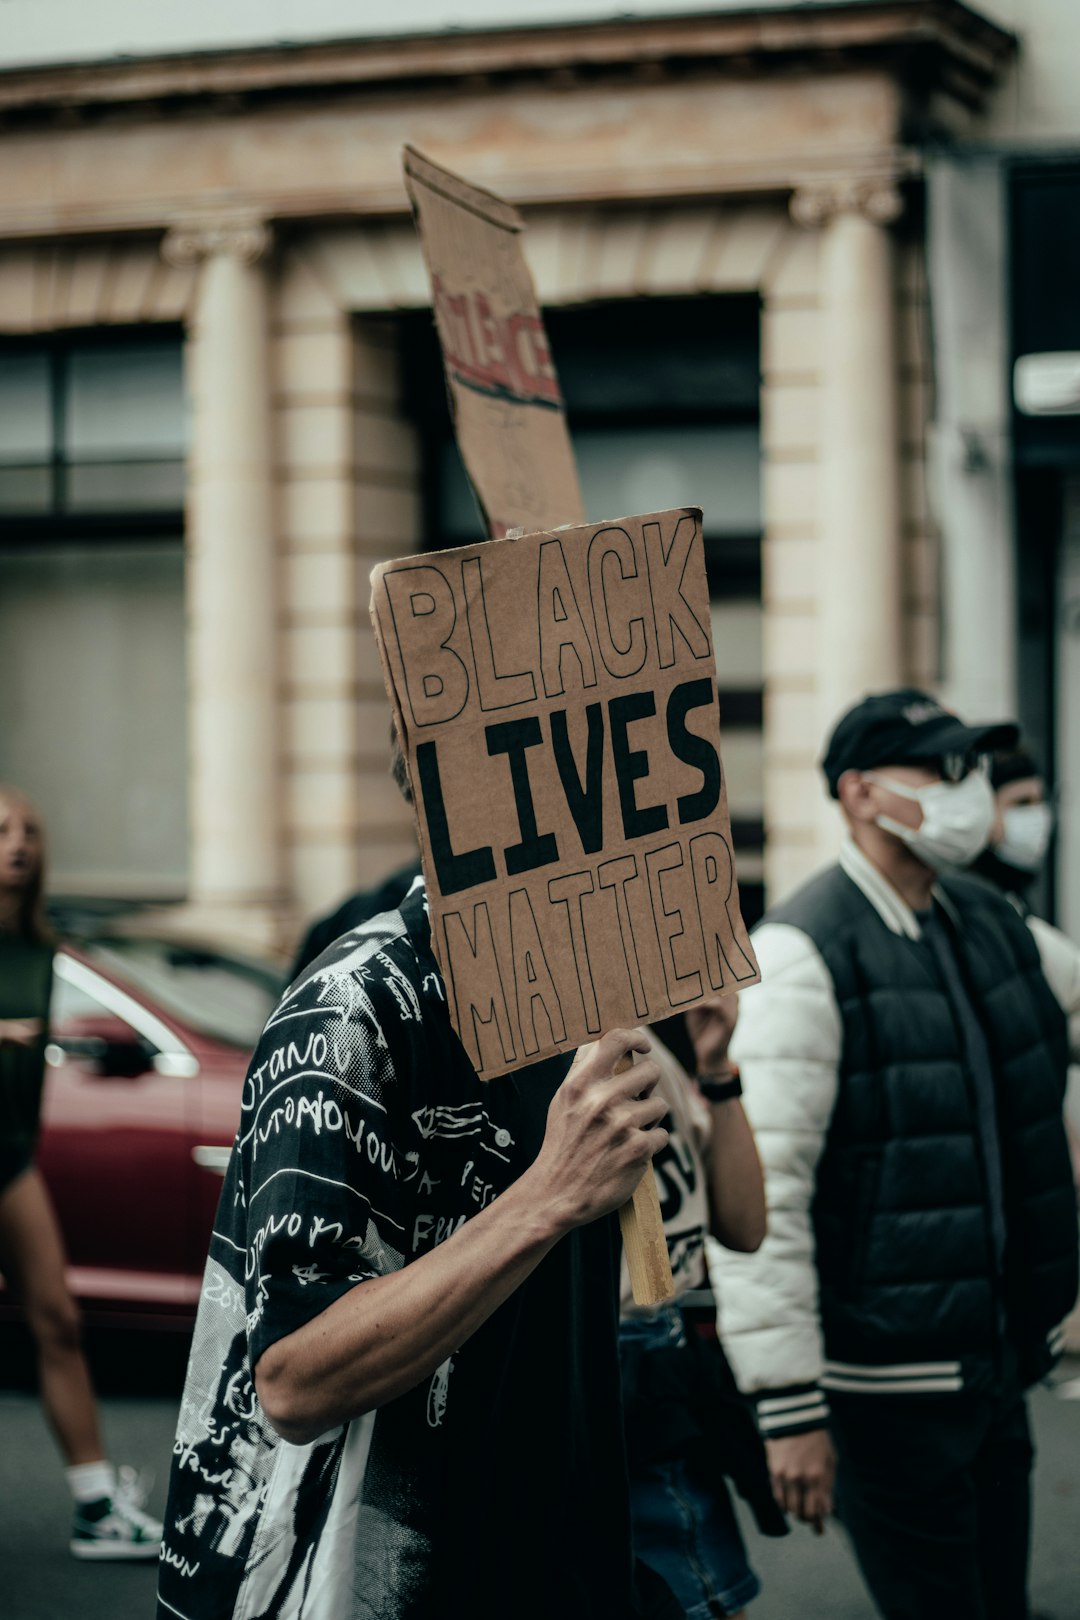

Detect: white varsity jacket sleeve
[708, 921, 842, 1438]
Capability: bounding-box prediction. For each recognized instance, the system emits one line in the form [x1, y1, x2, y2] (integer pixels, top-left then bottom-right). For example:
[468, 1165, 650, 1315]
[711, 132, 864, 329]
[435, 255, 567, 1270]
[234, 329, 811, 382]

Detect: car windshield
[80, 938, 285, 1050]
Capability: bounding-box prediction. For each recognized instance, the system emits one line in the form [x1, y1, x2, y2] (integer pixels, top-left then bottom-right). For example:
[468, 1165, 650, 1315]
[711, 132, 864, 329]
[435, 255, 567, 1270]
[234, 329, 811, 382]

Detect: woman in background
[0, 785, 161, 1560]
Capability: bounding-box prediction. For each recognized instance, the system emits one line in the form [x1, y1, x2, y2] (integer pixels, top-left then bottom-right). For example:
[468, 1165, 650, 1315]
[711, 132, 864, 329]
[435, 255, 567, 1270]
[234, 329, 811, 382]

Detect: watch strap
[697, 1067, 742, 1104]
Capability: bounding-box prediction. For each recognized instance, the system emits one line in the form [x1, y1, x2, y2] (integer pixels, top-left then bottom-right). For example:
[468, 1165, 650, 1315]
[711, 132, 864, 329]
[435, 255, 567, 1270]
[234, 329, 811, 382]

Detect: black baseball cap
[821, 689, 1019, 800]
[988, 746, 1040, 791]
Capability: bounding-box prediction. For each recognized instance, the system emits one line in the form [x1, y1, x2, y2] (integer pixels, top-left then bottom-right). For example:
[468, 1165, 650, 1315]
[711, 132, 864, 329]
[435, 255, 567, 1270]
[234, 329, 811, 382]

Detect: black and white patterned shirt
[157, 879, 644, 1620]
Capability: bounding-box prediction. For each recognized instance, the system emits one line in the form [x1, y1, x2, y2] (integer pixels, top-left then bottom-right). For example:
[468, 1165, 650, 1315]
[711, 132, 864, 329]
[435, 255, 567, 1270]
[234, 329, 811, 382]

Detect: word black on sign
[371, 506, 759, 1082]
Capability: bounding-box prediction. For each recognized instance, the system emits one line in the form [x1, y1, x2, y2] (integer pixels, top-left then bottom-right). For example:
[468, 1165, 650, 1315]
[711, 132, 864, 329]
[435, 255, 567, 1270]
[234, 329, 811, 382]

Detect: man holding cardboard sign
[157, 887, 680, 1619]
[157, 507, 756, 1620]
[158, 139, 761, 1616]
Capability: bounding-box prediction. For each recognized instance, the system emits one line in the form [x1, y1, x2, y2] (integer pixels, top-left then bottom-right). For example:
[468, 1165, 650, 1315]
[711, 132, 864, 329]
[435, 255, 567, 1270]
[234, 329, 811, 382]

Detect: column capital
[162, 215, 272, 268]
[789, 173, 904, 231]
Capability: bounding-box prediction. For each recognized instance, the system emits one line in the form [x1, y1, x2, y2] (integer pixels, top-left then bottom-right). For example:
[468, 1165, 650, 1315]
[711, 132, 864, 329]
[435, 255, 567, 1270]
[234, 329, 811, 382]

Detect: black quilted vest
[769, 864, 1078, 1388]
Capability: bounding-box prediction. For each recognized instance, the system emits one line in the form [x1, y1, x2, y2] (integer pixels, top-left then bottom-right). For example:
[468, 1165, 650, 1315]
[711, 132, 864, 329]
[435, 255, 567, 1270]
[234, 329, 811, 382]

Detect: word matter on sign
[371, 506, 759, 1082]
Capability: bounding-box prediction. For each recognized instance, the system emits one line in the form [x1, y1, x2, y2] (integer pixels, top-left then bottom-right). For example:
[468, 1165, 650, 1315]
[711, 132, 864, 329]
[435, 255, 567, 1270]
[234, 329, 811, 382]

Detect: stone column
[163, 218, 283, 949]
[926, 158, 1017, 720]
[791, 176, 905, 737]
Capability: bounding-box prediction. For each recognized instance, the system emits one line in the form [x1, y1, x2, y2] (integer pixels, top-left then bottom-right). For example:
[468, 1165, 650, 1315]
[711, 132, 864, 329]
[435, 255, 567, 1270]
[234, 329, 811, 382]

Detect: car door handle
[192, 1145, 231, 1175]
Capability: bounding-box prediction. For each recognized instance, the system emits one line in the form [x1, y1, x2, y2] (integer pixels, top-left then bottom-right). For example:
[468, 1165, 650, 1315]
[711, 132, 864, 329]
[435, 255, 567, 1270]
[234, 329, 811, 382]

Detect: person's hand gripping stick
[532, 1028, 674, 1304]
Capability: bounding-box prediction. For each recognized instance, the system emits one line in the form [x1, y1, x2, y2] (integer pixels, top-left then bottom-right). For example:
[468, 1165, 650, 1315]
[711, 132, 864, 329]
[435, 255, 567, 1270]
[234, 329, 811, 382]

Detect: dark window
[1011, 164, 1080, 470]
[1010, 165, 1080, 925]
[402, 294, 762, 597]
[0, 332, 188, 900]
[399, 294, 764, 924]
[0, 334, 186, 520]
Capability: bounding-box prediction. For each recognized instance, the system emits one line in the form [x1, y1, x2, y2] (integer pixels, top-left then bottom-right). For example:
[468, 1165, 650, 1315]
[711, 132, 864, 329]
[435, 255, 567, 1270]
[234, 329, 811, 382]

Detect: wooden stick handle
[613, 1051, 675, 1307]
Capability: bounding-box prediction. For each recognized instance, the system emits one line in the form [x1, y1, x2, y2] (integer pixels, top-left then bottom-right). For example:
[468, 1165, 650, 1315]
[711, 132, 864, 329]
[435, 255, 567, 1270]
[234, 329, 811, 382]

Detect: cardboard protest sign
[370, 506, 760, 1083]
[402, 145, 584, 539]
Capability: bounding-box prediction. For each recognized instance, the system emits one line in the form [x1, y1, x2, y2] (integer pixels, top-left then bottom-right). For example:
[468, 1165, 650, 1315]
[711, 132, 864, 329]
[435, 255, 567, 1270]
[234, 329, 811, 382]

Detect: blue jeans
[621, 1309, 762, 1618]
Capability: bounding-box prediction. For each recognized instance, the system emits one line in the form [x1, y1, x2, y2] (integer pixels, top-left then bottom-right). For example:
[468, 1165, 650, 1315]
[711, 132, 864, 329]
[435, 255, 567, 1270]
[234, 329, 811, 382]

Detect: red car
[1, 936, 283, 1330]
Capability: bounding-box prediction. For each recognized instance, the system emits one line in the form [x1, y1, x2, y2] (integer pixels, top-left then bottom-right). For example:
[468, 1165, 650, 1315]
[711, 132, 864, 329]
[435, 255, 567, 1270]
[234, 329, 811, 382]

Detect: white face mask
[864, 768, 996, 872]
[995, 802, 1054, 873]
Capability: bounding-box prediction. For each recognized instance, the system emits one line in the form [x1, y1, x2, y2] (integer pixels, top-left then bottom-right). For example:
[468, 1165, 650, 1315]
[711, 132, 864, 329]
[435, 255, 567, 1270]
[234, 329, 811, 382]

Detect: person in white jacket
[710, 690, 1080, 1620]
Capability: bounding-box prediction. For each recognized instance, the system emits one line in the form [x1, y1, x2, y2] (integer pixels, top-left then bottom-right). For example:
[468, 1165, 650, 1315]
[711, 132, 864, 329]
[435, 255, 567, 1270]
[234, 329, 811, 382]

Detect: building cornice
[0, 2, 1016, 123]
[790, 167, 908, 227]
[162, 216, 272, 267]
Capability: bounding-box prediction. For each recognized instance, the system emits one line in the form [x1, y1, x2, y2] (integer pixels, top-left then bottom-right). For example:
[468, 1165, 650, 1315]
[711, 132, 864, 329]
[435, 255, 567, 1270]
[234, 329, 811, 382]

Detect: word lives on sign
[371, 507, 759, 1081]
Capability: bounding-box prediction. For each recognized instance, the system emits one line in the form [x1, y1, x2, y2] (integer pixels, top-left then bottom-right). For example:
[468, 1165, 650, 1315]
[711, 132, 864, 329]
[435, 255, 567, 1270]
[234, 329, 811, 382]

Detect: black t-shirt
[0, 932, 53, 1185]
[919, 905, 1007, 1277]
[158, 880, 646, 1620]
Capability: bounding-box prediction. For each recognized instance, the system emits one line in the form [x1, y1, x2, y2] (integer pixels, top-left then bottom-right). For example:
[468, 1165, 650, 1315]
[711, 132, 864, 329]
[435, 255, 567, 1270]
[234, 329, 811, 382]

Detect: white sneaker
[70, 1465, 162, 1561]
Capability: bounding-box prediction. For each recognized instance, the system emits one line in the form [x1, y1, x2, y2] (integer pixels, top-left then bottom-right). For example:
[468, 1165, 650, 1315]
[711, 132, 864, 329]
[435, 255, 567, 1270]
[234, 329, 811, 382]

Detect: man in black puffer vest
[710, 691, 1080, 1620]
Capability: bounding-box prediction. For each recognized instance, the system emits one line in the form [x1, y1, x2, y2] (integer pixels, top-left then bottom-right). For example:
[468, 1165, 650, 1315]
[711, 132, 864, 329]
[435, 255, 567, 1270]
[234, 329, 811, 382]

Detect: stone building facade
[0, 4, 1014, 951]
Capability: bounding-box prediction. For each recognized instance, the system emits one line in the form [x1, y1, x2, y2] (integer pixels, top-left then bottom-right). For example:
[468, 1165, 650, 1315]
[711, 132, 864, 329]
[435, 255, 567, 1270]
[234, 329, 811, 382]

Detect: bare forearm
[255, 1167, 562, 1444]
[255, 1026, 668, 1445]
[707, 1100, 766, 1252]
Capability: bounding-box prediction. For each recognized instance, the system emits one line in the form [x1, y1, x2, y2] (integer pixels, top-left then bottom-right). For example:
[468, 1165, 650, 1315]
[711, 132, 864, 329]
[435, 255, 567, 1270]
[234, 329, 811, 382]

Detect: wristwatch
[696, 1065, 742, 1104]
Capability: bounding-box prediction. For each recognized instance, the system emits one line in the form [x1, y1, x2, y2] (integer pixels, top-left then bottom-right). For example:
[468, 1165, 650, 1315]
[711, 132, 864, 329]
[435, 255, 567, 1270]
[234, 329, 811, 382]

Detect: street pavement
[735, 1358, 1080, 1619]
[1, 1329, 1078, 1619]
[0, 1327, 185, 1620]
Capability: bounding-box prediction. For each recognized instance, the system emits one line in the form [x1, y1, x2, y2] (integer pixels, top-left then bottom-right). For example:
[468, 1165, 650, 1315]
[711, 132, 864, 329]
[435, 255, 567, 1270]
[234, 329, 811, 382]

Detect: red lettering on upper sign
[432, 276, 562, 411]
